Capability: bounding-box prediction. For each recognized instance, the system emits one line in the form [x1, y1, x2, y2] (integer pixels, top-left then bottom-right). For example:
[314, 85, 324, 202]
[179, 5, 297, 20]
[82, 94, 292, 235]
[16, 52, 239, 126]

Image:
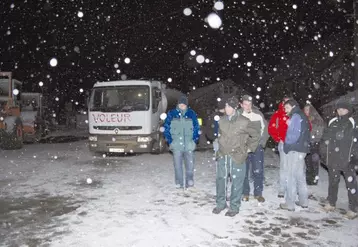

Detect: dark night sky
[0, 0, 352, 107]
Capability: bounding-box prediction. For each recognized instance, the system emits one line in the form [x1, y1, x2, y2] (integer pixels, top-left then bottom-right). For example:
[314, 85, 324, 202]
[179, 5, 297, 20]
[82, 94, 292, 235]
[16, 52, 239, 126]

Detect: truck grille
[93, 126, 142, 131]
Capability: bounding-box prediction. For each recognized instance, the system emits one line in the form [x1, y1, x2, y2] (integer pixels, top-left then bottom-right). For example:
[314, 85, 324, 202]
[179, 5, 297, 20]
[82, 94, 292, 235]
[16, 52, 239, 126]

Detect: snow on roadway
[0, 140, 357, 247]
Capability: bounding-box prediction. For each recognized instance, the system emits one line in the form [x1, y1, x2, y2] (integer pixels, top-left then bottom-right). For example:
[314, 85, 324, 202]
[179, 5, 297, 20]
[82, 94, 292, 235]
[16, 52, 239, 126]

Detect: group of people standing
[163, 93, 358, 219]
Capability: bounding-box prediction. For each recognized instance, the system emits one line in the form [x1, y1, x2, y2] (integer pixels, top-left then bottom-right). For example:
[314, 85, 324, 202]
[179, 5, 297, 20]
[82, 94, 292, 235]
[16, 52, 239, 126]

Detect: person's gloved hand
[213, 139, 219, 152]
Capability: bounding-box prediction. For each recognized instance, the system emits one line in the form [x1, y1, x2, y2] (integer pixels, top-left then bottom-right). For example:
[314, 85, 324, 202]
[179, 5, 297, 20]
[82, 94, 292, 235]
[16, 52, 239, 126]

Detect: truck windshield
[89, 85, 150, 112]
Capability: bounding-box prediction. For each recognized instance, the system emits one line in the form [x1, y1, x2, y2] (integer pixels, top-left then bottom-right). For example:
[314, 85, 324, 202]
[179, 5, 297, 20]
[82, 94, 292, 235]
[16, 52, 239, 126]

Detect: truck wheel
[159, 136, 168, 153]
[151, 135, 166, 155]
[0, 117, 24, 150]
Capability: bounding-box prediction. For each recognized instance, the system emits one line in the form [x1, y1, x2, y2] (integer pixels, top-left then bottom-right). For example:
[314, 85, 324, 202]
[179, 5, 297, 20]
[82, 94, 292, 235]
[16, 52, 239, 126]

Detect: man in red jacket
[268, 96, 290, 198]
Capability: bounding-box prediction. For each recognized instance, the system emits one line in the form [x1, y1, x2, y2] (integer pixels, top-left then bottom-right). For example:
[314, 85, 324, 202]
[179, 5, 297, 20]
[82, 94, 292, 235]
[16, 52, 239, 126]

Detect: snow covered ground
[0, 140, 357, 247]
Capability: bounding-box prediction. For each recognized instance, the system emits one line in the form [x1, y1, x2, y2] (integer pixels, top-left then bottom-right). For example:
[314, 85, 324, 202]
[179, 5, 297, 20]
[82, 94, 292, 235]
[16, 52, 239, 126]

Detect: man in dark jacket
[212, 96, 261, 217]
[164, 95, 200, 190]
[320, 101, 358, 219]
[280, 99, 311, 211]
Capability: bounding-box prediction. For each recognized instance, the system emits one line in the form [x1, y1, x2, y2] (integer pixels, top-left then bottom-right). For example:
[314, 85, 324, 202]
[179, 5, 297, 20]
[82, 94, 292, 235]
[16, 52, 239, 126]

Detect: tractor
[0, 72, 48, 149]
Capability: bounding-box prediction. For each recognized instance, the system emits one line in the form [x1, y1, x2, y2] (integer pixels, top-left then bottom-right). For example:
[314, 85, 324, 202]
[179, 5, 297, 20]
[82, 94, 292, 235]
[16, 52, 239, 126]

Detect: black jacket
[320, 111, 358, 168]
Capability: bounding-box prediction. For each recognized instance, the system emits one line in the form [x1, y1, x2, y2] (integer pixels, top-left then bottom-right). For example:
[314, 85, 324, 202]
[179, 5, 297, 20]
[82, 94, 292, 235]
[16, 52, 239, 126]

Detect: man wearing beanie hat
[177, 94, 189, 106]
[163, 94, 200, 190]
[239, 95, 269, 203]
[320, 100, 358, 219]
[212, 96, 261, 217]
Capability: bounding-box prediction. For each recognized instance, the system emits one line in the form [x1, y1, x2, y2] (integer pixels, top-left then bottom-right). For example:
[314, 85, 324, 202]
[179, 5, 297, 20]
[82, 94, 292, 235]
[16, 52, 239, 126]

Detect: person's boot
[242, 195, 249, 201]
[306, 176, 319, 186]
[322, 204, 336, 212]
[279, 203, 295, 211]
[212, 205, 227, 214]
[343, 210, 358, 220]
[254, 196, 265, 203]
[295, 201, 308, 209]
[225, 210, 239, 217]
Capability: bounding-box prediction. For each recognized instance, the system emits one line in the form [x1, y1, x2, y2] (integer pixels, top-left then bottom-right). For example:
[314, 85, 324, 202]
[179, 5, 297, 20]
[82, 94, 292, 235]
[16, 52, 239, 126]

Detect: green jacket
[218, 111, 261, 164]
[164, 107, 200, 152]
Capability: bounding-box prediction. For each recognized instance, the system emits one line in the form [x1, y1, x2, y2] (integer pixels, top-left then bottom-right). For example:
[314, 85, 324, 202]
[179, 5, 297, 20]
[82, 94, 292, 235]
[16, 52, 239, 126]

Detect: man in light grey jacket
[239, 95, 269, 202]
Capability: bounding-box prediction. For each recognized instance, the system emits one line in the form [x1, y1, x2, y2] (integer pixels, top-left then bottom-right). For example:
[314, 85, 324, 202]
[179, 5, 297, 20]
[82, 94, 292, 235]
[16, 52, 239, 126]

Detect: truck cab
[87, 80, 168, 154]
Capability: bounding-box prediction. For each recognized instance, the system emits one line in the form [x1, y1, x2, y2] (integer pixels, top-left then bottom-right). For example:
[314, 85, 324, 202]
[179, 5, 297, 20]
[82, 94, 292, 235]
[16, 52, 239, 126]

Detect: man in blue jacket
[164, 95, 200, 190]
[280, 99, 311, 211]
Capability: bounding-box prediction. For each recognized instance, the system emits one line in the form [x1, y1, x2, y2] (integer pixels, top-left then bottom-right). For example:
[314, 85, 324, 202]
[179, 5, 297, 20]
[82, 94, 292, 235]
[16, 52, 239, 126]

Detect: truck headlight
[137, 136, 152, 142]
[89, 136, 97, 141]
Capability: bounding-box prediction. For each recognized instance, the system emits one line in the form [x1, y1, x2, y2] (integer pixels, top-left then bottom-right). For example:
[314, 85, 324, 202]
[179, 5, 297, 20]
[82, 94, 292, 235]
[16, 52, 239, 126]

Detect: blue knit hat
[178, 95, 188, 105]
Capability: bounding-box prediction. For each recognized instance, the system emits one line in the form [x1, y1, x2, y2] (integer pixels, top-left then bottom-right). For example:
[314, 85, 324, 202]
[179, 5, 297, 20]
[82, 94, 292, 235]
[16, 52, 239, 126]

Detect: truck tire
[0, 117, 24, 150]
[158, 135, 168, 153]
[151, 135, 167, 155]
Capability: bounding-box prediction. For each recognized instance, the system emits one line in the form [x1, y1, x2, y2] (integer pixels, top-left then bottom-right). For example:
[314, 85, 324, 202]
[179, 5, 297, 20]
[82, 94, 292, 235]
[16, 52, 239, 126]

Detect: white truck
[87, 79, 180, 154]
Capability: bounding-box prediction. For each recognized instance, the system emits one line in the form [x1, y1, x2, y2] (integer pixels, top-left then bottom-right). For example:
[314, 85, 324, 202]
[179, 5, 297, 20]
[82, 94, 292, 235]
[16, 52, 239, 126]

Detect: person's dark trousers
[243, 145, 264, 197]
[327, 165, 358, 212]
[305, 142, 320, 185]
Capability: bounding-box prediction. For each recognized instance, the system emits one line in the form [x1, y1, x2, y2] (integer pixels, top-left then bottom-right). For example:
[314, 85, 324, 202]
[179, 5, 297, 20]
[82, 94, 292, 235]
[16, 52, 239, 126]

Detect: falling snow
[214, 2, 224, 11]
[207, 13, 222, 29]
[49, 58, 58, 67]
[0, 3, 357, 244]
[77, 11, 84, 18]
[196, 55, 205, 64]
[183, 8, 192, 16]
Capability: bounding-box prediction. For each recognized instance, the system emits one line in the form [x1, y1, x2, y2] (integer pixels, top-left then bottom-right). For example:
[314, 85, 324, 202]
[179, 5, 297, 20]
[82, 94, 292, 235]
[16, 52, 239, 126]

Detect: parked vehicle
[0, 72, 48, 149]
[87, 79, 181, 154]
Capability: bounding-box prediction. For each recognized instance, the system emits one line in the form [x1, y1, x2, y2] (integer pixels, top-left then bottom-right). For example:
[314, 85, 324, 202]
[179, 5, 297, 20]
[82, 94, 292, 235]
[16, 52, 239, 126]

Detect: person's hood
[335, 100, 353, 115]
[277, 102, 285, 113]
[288, 105, 301, 117]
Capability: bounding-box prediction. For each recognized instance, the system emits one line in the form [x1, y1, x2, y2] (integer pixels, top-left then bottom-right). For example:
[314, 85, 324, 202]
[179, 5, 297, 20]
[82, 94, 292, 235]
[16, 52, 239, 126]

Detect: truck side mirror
[155, 90, 162, 101]
[86, 90, 92, 108]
